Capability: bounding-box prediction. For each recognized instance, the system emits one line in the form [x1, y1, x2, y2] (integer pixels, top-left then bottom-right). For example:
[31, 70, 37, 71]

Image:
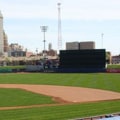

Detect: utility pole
[57, 2, 62, 51]
[101, 33, 104, 48]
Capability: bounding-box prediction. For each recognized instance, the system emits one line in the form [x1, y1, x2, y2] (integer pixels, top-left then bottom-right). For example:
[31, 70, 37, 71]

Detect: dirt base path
[0, 84, 120, 103]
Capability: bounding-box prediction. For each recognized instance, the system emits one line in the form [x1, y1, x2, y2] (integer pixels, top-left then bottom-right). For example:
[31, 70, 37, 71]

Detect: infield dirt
[0, 84, 120, 103]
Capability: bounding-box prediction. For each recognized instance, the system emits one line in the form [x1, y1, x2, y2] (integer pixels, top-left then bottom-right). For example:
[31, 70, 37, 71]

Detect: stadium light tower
[40, 26, 48, 52]
[57, 2, 62, 51]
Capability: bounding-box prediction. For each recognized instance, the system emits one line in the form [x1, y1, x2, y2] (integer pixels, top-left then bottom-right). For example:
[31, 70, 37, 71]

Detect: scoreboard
[59, 49, 106, 69]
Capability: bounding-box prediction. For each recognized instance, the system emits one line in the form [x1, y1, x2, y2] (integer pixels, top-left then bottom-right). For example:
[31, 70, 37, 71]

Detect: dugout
[58, 49, 106, 73]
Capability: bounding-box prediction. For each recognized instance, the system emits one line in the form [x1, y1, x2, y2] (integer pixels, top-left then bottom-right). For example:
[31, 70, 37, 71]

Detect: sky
[0, 0, 120, 55]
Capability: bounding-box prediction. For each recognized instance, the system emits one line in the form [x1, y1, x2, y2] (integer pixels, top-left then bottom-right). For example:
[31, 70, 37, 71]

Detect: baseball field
[0, 73, 120, 120]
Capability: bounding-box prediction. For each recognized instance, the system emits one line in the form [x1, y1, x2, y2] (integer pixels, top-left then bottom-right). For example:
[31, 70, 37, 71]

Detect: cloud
[1, 0, 120, 54]
[1, 0, 58, 19]
[62, 0, 120, 20]
[1, 0, 120, 20]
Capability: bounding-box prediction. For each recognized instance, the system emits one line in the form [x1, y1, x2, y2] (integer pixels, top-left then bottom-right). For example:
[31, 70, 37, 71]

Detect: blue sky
[0, 0, 120, 55]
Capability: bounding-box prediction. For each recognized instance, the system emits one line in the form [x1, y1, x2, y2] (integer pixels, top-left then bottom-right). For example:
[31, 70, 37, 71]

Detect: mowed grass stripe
[0, 73, 119, 120]
[0, 100, 120, 120]
[0, 88, 56, 107]
[0, 73, 120, 92]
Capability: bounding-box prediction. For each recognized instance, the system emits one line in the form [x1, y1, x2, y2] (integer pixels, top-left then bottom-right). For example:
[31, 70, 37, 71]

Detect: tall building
[0, 11, 4, 55]
[48, 43, 52, 51]
[66, 42, 79, 50]
[66, 41, 95, 50]
[3, 30, 8, 52]
[79, 41, 95, 49]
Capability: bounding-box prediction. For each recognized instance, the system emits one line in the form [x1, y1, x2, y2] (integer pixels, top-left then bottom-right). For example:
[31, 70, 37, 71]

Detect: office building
[79, 41, 95, 49]
[66, 42, 79, 50]
[0, 11, 4, 55]
[3, 31, 8, 52]
[66, 41, 95, 50]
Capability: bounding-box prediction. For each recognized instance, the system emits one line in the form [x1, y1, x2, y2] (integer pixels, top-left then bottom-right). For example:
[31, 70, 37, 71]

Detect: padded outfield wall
[59, 49, 106, 72]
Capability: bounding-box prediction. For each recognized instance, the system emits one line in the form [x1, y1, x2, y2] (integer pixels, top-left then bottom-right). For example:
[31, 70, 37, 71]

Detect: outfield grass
[0, 66, 25, 69]
[107, 64, 120, 68]
[0, 88, 56, 107]
[0, 100, 120, 120]
[0, 73, 120, 120]
[0, 73, 120, 92]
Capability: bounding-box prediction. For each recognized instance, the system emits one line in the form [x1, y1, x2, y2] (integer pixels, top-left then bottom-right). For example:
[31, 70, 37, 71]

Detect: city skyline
[0, 0, 120, 55]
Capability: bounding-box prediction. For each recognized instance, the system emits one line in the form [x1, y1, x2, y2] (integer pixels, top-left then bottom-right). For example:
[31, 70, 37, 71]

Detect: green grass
[0, 88, 56, 107]
[107, 64, 120, 68]
[0, 66, 25, 69]
[0, 66, 25, 73]
[0, 100, 120, 120]
[0, 73, 120, 119]
[0, 73, 120, 92]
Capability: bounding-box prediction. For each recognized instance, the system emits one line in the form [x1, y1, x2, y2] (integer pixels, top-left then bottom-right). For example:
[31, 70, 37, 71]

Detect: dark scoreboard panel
[59, 49, 106, 69]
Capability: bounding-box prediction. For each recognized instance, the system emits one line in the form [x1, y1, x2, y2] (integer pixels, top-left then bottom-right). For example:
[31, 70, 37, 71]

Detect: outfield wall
[106, 68, 120, 73]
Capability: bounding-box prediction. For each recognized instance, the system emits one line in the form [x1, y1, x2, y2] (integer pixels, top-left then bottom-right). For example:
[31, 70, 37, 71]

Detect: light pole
[57, 2, 62, 51]
[101, 33, 104, 48]
[36, 48, 38, 60]
[40, 26, 48, 53]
